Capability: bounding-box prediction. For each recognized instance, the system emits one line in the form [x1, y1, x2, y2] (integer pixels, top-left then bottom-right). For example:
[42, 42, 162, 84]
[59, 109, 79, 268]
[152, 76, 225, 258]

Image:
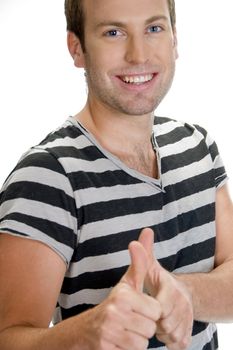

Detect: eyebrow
[145, 15, 169, 25]
[94, 15, 169, 29]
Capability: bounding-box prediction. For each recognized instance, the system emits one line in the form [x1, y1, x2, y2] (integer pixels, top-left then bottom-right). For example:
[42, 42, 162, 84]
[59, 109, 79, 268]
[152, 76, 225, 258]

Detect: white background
[0, 1, 233, 348]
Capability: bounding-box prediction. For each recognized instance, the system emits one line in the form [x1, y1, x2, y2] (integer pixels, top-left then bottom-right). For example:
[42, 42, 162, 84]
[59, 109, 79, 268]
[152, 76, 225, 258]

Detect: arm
[177, 184, 233, 323]
[0, 234, 161, 350]
[138, 184, 233, 349]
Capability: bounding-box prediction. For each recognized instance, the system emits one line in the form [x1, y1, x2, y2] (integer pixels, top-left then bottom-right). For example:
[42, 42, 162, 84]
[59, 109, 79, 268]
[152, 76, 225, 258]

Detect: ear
[172, 27, 179, 60]
[67, 31, 85, 68]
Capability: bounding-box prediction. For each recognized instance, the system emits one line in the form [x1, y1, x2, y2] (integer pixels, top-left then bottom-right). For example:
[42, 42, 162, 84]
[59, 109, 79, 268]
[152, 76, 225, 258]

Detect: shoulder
[0, 118, 82, 198]
[38, 117, 88, 154]
[6, 117, 89, 179]
[153, 116, 209, 145]
[154, 116, 228, 188]
[154, 116, 204, 134]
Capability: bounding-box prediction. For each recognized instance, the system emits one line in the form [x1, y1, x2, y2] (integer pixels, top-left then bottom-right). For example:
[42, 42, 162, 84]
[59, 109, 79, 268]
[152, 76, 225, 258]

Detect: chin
[118, 101, 160, 116]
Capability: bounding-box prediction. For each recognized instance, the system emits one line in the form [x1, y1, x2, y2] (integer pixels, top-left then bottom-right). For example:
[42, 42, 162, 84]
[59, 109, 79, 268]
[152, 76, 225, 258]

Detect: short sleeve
[0, 147, 78, 267]
[194, 124, 228, 188]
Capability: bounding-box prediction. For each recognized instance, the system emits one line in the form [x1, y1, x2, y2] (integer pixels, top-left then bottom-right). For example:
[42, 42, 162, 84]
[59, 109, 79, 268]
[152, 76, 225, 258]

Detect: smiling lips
[119, 73, 155, 84]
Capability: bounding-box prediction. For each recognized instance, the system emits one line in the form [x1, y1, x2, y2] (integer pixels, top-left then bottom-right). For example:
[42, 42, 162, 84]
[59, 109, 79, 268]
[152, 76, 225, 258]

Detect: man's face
[79, 0, 178, 117]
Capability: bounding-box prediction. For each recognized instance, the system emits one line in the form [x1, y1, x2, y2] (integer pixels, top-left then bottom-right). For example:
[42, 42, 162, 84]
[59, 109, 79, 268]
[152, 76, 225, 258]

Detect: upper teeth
[122, 74, 153, 84]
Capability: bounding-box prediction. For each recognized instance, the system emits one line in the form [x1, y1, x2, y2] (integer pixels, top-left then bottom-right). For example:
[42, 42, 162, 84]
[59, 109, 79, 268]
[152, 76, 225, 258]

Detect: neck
[76, 98, 155, 155]
[75, 100, 158, 179]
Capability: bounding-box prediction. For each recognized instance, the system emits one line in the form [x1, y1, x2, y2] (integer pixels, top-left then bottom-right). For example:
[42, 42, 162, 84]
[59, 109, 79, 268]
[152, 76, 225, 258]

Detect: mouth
[118, 73, 155, 85]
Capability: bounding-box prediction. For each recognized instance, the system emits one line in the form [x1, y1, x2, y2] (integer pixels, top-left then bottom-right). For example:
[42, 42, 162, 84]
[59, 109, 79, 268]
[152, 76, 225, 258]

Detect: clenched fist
[74, 238, 161, 350]
[139, 228, 194, 350]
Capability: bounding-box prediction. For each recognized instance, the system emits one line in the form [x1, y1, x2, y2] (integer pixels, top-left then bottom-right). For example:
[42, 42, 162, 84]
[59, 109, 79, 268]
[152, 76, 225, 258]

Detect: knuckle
[169, 332, 191, 350]
[161, 318, 174, 334]
[121, 330, 149, 350]
[180, 336, 192, 349]
[111, 285, 129, 304]
[104, 303, 115, 320]
[174, 339, 190, 350]
[132, 337, 149, 350]
[147, 321, 157, 338]
[170, 330, 181, 343]
[101, 303, 119, 328]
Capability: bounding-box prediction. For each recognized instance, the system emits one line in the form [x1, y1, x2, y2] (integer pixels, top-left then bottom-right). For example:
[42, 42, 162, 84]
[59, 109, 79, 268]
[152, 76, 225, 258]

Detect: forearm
[0, 312, 90, 350]
[0, 326, 53, 350]
[176, 259, 233, 323]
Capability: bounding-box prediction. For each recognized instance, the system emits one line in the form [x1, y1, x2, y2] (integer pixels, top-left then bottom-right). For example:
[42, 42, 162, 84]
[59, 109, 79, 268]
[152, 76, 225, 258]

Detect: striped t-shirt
[0, 116, 228, 349]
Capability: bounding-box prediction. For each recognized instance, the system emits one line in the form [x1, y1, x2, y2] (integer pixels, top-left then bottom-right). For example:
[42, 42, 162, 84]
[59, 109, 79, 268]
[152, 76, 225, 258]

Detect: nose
[125, 35, 149, 65]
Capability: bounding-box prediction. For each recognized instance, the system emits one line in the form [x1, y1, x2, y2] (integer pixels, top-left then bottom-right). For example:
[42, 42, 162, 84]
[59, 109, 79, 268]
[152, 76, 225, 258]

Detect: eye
[148, 25, 163, 33]
[105, 29, 122, 37]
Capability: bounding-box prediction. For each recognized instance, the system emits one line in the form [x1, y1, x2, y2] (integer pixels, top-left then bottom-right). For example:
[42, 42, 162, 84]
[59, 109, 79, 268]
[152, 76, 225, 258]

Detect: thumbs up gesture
[138, 228, 193, 350]
[79, 237, 161, 350]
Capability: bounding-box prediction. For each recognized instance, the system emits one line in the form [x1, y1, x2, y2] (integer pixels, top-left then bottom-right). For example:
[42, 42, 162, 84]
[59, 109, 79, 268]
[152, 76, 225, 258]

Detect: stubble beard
[84, 58, 176, 117]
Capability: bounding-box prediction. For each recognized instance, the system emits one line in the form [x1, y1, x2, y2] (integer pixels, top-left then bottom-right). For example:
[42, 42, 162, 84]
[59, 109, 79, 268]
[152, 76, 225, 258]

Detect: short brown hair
[64, 0, 176, 50]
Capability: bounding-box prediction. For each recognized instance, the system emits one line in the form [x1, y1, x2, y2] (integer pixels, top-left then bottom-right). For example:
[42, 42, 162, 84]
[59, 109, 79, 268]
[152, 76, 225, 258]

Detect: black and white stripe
[0, 116, 227, 349]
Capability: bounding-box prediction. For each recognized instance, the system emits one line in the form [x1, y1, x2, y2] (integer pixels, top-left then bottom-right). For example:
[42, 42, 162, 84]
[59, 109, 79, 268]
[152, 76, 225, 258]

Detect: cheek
[159, 45, 177, 67]
[87, 55, 119, 82]
[87, 40, 124, 67]
[156, 36, 177, 58]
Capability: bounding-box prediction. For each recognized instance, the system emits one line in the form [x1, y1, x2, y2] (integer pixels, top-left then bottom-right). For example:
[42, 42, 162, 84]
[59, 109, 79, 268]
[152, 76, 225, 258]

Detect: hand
[77, 239, 161, 350]
[139, 228, 193, 350]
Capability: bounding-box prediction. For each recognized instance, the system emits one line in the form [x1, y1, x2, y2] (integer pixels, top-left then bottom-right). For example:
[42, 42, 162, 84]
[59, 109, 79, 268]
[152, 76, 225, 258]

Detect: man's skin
[0, 0, 233, 349]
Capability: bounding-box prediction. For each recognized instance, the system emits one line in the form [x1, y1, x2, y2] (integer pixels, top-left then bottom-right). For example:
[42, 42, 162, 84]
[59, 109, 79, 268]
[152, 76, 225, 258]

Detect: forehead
[83, 0, 170, 27]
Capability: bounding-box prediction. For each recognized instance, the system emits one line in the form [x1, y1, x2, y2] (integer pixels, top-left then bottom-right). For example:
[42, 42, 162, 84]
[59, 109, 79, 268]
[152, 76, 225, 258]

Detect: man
[0, 0, 232, 349]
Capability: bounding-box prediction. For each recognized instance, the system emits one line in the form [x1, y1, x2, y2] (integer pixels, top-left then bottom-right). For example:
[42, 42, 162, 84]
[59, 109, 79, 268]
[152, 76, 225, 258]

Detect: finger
[106, 305, 157, 340]
[121, 240, 148, 292]
[156, 306, 193, 349]
[157, 319, 192, 350]
[157, 289, 193, 334]
[104, 325, 150, 350]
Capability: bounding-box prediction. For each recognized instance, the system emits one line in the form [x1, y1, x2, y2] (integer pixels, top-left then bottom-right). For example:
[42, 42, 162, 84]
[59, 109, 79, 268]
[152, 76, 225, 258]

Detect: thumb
[138, 228, 162, 295]
[139, 228, 161, 271]
[121, 240, 148, 292]
[138, 227, 155, 261]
